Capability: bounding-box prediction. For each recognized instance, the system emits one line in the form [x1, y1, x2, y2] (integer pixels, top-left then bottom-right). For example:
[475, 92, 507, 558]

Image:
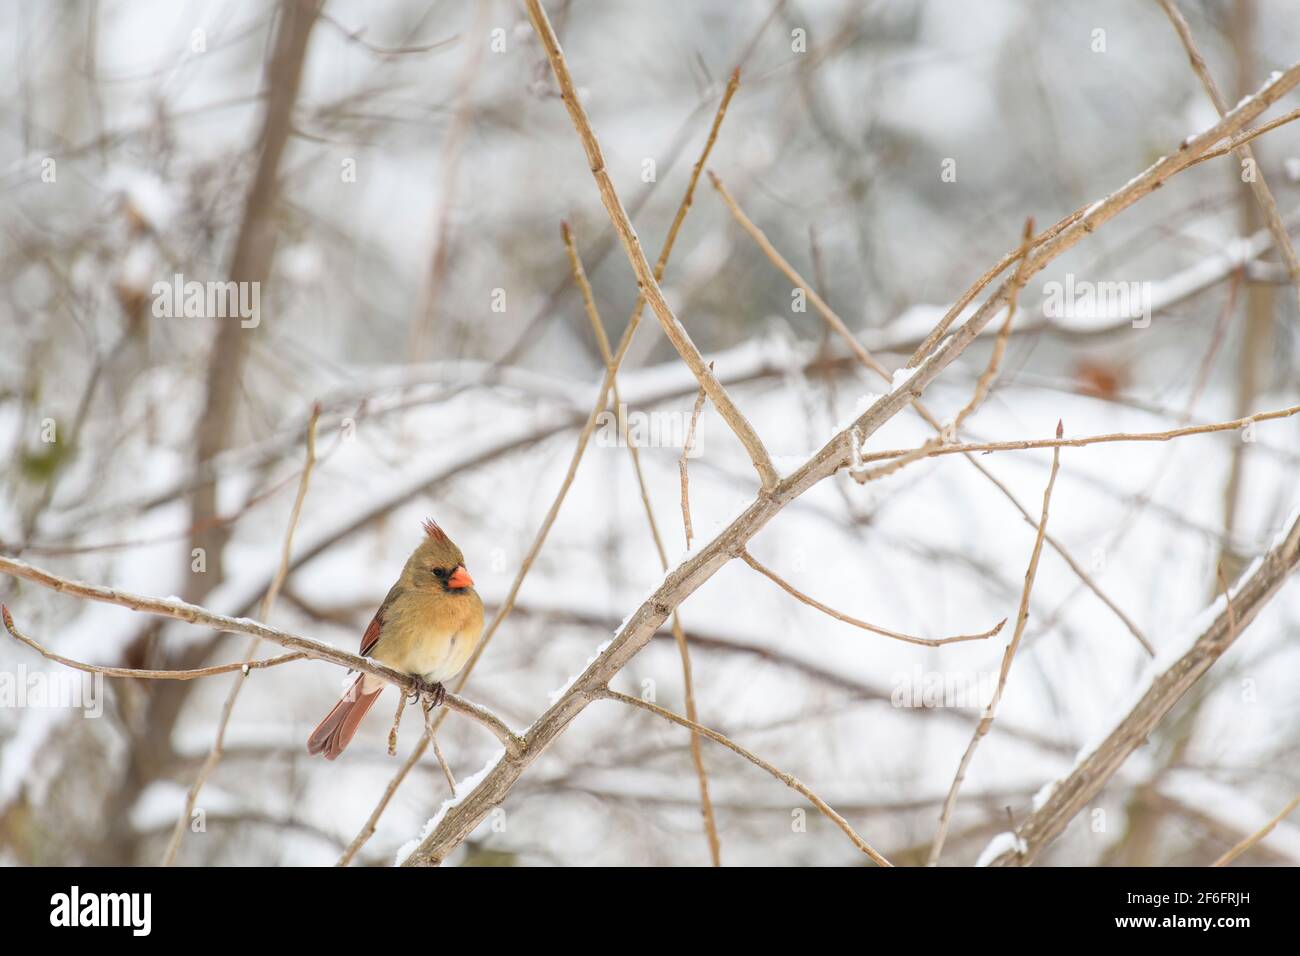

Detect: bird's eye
[433, 567, 447, 578]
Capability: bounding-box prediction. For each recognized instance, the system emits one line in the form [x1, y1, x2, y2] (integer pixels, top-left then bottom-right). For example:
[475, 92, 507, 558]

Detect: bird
[307, 518, 483, 759]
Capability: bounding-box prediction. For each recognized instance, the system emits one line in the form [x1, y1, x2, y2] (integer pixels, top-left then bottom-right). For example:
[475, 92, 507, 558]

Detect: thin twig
[560, 221, 722, 865]
[1155, 0, 1300, 310]
[849, 438, 941, 485]
[403, 56, 1300, 860]
[741, 550, 1004, 647]
[854, 402, 1300, 468]
[984, 511, 1300, 866]
[679, 380, 708, 550]
[1, 608, 304, 679]
[388, 692, 407, 757]
[951, 217, 1036, 434]
[162, 402, 320, 866]
[407, 0, 489, 361]
[440, 66, 742, 709]
[710, 169, 1153, 656]
[429, 734, 456, 797]
[708, 169, 885, 375]
[342, 68, 745, 868]
[903, 213, 1081, 369]
[1190, 108, 1300, 168]
[388, 56, 1300, 865]
[929, 421, 1064, 865]
[524, 0, 778, 489]
[600, 688, 892, 866]
[335, 732, 429, 867]
[855, 218, 1032, 486]
[1212, 792, 1300, 866]
[903, 96, 1300, 370]
[423, 698, 457, 797]
[1217, 563, 1237, 643]
[318, 11, 458, 57]
[0, 554, 524, 756]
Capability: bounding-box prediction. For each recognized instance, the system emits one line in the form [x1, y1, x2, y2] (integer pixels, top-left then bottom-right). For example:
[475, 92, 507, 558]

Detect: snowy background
[1, 0, 1298, 866]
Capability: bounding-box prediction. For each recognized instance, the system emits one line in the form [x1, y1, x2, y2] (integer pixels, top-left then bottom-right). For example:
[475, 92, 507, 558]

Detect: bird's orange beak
[447, 565, 474, 589]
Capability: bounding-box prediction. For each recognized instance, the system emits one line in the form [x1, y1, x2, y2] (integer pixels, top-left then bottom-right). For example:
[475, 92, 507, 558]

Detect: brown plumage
[307, 519, 484, 759]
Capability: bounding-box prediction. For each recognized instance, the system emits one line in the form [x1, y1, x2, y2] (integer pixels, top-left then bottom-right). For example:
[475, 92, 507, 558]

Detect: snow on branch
[980, 510, 1300, 866]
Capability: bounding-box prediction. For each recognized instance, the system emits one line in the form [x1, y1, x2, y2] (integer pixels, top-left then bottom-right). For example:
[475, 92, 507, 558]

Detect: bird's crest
[422, 518, 448, 542]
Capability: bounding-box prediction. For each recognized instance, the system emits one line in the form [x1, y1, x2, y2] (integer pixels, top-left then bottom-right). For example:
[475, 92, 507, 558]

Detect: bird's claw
[409, 677, 446, 708]
[428, 681, 446, 708]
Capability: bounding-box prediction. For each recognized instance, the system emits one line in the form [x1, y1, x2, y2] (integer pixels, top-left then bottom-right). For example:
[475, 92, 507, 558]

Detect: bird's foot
[410, 677, 446, 708]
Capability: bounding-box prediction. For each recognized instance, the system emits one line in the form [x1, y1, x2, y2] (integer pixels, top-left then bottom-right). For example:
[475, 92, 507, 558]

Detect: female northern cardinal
[307, 519, 483, 759]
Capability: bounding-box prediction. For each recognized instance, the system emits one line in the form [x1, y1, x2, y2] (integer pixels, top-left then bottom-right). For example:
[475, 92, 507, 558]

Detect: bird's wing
[360, 583, 403, 657]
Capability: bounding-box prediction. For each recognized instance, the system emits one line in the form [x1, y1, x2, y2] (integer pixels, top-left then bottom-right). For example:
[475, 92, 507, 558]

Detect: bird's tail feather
[307, 675, 382, 759]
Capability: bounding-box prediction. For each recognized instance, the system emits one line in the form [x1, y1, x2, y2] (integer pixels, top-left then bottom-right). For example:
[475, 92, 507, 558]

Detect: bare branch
[709, 169, 886, 376]
[318, 11, 457, 57]
[1155, 0, 1300, 310]
[377, 54, 1300, 866]
[387, 693, 407, 757]
[1191, 108, 1300, 168]
[0, 555, 524, 757]
[905, 208, 1083, 369]
[524, 0, 779, 489]
[335, 60, 744, 867]
[929, 422, 1064, 865]
[190, 0, 323, 588]
[1212, 792, 1300, 866]
[336, 732, 428, 867]
[679, 381, 708, 550]
[711, 171, 1152, 654]
[740, 550, 1004, 648]
[561, 220, 722, 865]
[1, 608, 304, 680]
[599, 689, 892, 866]
[983, 510, 1300, 866]
[162, 403, 322, 866]
[951, 218, 1036, 435]
[857, 402, 1300, 468]
[423, 699, 458, 798]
